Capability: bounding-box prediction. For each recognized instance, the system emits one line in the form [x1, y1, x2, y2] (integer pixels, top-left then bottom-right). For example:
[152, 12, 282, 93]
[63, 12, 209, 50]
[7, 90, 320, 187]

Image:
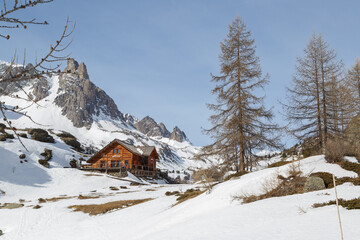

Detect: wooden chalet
[84, 139, 159, 177]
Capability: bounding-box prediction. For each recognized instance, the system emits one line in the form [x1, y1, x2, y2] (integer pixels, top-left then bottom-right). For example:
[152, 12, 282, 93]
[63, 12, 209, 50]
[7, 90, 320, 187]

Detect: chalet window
[113, 149, 121, 154]
[125, 160, 129, 166]
[100, 161, 105, 168]
[111, 161, 116, 167]
[117, 149, 121, 154]
[116, 161, 120, 167]
[141, 157, 148, 165]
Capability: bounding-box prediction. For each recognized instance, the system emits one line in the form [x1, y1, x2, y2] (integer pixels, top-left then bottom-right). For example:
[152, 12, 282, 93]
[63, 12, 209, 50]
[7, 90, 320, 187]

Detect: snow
[0, 75, 219, 174]
[1, 153, 360, 239]
[256, 149, 281, 157]
[1, 67, 360, 239]
[344, 156, 359, 163]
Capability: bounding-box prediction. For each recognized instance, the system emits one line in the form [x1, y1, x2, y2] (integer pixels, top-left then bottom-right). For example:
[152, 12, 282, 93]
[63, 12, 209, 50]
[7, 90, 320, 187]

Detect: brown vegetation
[174, 188, 205, 206]
[235, 164, 306, 203]
[145, 189, 156, 192]
[267, 161, 290, 168]
[192, 166, 225, 183]
[224, 171, 248, 181]
[165, 191, 180, 196]
[38, 196, 74, 203]
[78, 194, 100, 200]
[68, 198, 153, 215]
[325, 139, 348, 163]
[313, 198, 360, 210]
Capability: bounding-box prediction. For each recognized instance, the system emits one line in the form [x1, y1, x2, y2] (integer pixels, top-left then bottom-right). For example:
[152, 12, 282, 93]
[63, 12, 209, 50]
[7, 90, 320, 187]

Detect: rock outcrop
[54, 59, 125, 128]
[134, 116, 188, 142]
[135, 116, 171, 138]
[170, 126, 188, 142]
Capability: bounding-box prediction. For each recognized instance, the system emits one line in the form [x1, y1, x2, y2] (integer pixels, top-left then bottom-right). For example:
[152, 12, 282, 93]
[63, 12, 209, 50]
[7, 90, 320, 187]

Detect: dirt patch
[68, 198, 153, 215]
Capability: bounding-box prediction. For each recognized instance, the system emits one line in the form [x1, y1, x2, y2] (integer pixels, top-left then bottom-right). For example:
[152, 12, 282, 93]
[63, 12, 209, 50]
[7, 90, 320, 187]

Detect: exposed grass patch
[130, 182, 141, 186]
[332, 161, 360, 186]
[313, 198, 360, 210]
[165, 191, 180, 196]
[224, 171, 248, 181]
[78, 194, 101, 200]
[115, 190, 139, 195]
[109, 186, 119, 191]
[145, 189, 156, 192]
[68, 198, 153, 215]
[235, 163, 305, 203]
[38, 196, 74, 203]
[174, 188, 205, 205]
[240, 176, 306, 203]
[84, 173, 103, 177]
[46, 196, 73, 202]
[33, 205, 42, 209]
[339, 161, 360, 174]
[267, 161, 290, 168]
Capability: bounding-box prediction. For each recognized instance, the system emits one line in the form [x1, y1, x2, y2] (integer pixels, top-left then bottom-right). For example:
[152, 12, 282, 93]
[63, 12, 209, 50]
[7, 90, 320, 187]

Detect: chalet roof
[118, 140, 156, 157]
[87, 139, 157, 163]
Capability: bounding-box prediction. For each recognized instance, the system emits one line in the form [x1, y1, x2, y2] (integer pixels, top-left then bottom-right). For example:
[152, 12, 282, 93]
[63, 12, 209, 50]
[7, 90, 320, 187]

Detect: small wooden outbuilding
[85, 139, 158, 176]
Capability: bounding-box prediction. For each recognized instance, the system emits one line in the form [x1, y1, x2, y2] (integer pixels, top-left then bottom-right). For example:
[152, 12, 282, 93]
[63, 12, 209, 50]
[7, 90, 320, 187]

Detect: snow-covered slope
[0, 60, 219, 173]
[1, 155, 360, 239]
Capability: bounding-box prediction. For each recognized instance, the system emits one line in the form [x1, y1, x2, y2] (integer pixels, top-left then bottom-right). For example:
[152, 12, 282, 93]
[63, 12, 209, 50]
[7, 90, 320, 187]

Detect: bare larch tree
[346, 58, 360, 111]
[201, 16, 281, 172]
[284, 33, 347, 152]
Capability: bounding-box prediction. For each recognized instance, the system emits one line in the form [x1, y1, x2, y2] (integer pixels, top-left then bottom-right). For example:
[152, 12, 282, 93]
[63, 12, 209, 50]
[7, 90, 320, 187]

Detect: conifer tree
[202, 16, 281, 171]
[346, 58, 360, 110]
[284, 33, 344, 152]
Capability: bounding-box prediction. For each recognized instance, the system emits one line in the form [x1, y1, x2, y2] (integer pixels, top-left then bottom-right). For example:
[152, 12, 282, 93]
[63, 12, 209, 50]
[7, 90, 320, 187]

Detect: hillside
[0, 155, 360, 239]
[0, 59, 219, 174]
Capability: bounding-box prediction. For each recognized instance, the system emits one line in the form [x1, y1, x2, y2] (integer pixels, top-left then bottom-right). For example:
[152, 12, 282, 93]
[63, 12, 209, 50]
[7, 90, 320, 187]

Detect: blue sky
[2, 0, 360, 146]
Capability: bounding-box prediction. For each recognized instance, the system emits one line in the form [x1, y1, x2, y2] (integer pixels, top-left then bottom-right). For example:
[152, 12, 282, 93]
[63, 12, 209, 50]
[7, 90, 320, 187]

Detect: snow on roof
[87, 139, 156, 163]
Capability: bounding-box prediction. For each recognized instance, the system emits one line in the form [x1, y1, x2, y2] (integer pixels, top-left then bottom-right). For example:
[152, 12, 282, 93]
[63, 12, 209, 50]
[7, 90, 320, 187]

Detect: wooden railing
[79, 165, 156, 177]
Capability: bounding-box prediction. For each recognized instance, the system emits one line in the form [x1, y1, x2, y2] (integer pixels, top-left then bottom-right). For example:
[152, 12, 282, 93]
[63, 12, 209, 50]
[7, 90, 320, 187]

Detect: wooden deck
[79, 165, 157, 177]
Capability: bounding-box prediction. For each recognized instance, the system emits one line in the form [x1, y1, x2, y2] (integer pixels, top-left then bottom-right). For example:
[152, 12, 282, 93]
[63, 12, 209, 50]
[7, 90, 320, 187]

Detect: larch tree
[327, 75, 356, 138]
[346, 58, 360, 110]
[202, 16, 281, 172]
[284, 33, 344, 152]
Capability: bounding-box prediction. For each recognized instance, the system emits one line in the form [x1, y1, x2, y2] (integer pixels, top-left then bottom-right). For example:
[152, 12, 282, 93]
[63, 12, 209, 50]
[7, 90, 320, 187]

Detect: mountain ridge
[0, 59, 216, 172]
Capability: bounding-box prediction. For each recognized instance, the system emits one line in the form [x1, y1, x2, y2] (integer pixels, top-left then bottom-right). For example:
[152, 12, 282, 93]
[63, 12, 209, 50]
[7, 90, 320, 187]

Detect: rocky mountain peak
[134, 116, 170, 138]
[159, 122, 170, 138]
[170, 126, 188, 142]
[134, 116, 188, 142]
[54, 58, 125, 129]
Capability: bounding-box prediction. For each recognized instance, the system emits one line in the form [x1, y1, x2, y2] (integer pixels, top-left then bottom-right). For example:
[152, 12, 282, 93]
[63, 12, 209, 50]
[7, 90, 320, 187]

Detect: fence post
[332, 174, 344, 240]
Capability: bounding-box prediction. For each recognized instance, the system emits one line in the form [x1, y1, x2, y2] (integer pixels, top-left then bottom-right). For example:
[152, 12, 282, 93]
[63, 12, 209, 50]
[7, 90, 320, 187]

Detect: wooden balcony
[79, 165, 156, 177]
